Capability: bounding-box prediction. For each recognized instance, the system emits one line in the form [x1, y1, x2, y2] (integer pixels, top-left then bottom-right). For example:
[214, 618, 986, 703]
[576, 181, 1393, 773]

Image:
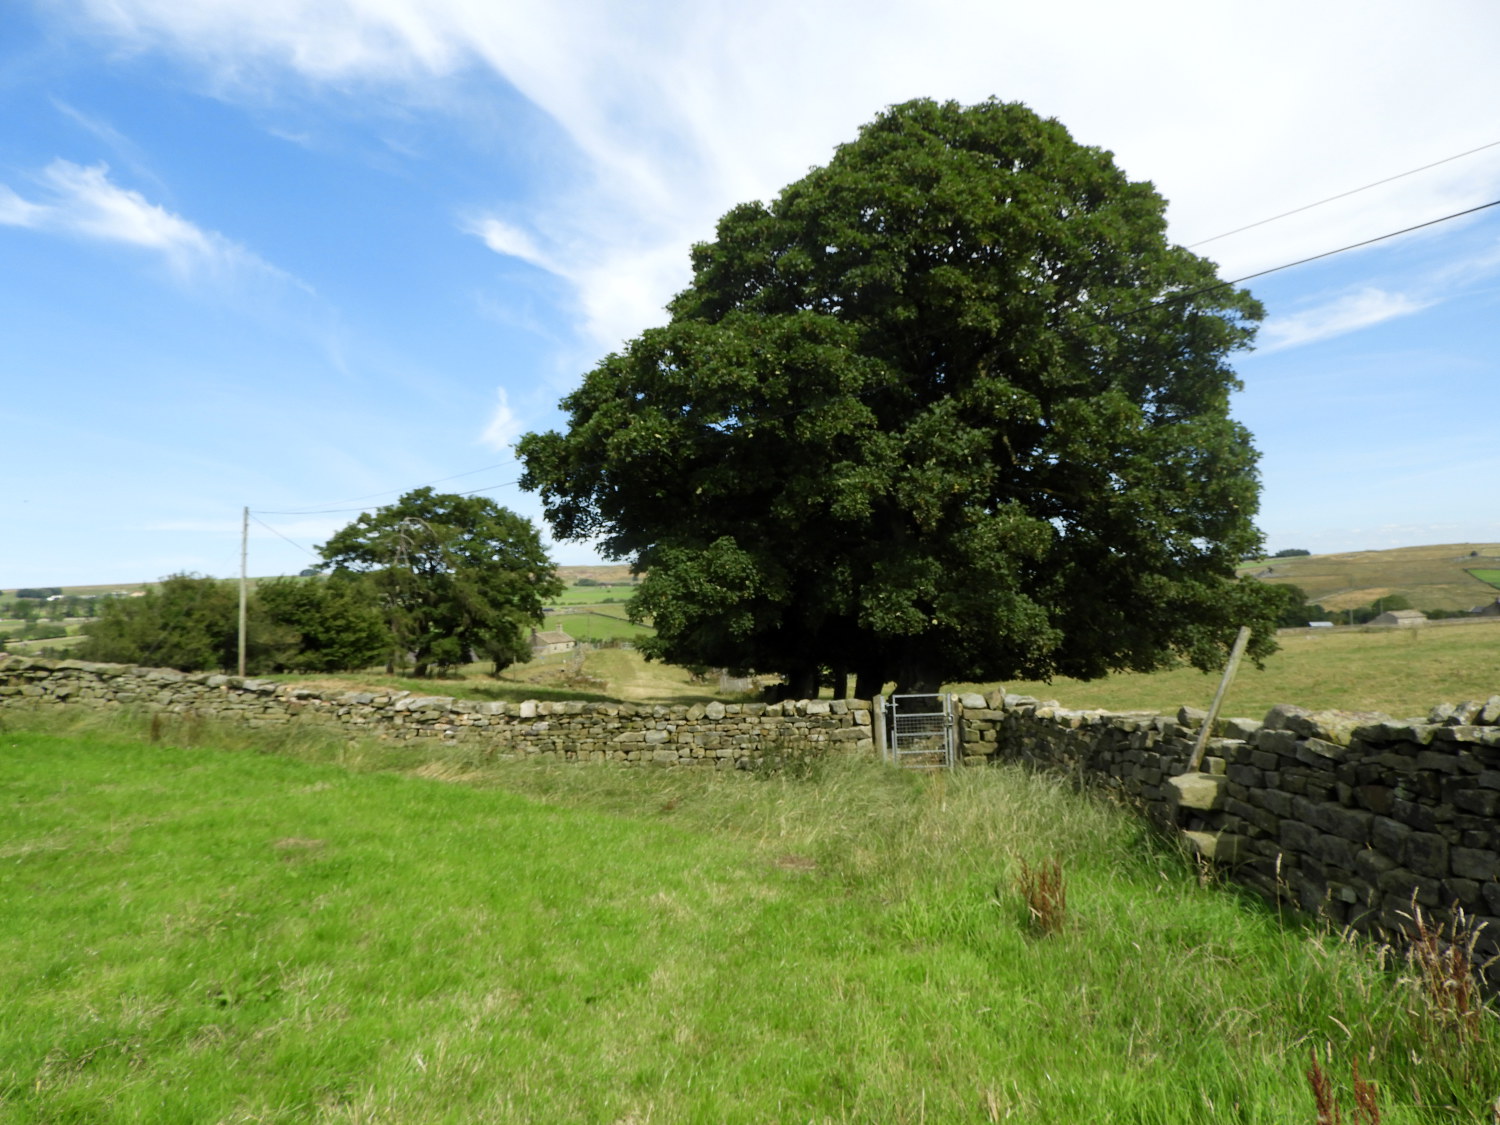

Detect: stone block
[1165, 772, 1226, 811]
[1403, 832, 1450, 878]
[1376, 866, 1441, 907]
[1226, 764, 1263, 787]
[1453, 789, 1500, 817]
[1254, 728, 1299, 755]
[1310, 833, 1357, 871]
[1451, 847, 1498, 881]
[1181, 830, 1249, 864]
[1280, 820, 1319, 852]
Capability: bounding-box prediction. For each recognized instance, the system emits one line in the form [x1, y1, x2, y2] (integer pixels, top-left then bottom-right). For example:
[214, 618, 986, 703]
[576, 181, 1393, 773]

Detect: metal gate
[882, 693, 957, 770]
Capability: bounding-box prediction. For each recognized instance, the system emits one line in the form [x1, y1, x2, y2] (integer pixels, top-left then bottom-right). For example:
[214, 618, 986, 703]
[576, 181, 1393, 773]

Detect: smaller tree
[319, 488, 562, 677]
[1272, 548, 1312, 558]
[78, 573, 242, 671]
[256, 575, 390, 673]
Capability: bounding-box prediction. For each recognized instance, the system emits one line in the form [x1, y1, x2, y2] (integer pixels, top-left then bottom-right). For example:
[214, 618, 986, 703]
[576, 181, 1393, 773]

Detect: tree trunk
[853, 662, 887, 703]
[895, 654, 941, 696]
[785, 665, 818, 701]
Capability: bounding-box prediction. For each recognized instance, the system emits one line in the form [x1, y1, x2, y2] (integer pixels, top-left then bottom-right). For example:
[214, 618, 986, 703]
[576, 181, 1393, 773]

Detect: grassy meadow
[3, 710, 1498, 1123]
[970, 618, 1500, 721]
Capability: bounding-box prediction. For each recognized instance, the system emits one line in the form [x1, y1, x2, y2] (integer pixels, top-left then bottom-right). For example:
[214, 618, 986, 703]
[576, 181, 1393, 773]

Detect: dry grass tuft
[1307, 1046, 1381, 1125]
[1399, 901, 1494, 1047]
[1015, 856, 1067, 936]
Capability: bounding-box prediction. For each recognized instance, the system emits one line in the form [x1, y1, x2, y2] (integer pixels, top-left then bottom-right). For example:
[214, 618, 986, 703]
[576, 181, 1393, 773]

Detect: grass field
[546, 584, 638, 607]
[544, 609, 652, 644]
[3, 713, 1497, 1123]
[970, 619, 1500, 720]
[1467, 569, 1500, 592]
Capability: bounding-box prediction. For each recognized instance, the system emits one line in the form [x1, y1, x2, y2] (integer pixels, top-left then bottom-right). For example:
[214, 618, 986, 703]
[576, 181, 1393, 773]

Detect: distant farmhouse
[1371, 609, 1427, 627]
[1472, 597, 1500, 618]
[530, 629, 576, 656]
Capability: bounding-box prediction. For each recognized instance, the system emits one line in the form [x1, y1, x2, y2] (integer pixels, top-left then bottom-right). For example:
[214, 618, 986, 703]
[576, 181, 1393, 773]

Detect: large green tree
[318, 488, 562, 677]
[519, 98, 1280, 697]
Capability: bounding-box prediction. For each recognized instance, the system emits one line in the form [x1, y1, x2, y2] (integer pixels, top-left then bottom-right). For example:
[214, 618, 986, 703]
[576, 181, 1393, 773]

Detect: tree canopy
[318, 488, 561, 676]
[79, 573, 242, 671]
[518, 98, 1280, 697]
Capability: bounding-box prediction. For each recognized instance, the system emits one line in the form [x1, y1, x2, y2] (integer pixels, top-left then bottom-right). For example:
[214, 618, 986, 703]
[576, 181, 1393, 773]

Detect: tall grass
[2, 709, 1497, 1122]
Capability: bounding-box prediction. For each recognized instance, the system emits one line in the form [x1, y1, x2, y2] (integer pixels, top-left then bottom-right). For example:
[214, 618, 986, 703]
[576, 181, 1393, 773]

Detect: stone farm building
[1371, 609, 1427, 627]
[530, 629, 576, 656]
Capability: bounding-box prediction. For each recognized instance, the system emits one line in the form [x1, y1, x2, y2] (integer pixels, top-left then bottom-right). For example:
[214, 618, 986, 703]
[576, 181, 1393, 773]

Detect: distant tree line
[65, 490, 560, 677]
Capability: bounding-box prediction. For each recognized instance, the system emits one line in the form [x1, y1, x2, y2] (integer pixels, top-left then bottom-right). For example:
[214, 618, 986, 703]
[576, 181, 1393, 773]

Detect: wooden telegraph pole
[238, 506, 248, 677]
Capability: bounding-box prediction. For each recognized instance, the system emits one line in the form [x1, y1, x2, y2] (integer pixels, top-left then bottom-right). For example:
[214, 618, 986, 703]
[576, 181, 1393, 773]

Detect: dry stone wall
[0, 656, 873, 767]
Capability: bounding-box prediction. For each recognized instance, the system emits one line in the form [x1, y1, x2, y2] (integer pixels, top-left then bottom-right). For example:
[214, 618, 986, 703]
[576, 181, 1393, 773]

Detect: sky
[3, 0, 1499, 588]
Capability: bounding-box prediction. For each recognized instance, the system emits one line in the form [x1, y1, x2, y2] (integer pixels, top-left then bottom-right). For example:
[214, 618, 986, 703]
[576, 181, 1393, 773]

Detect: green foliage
[15, 587, 61, 599]
[1266, 583, 1330, 628]
[318, 488, 563, 677]
[76, 573, 244, 671]
[255, 575, 390, 673]
[520, 98, 1278, 697]
[1271, 548, 1311, 558]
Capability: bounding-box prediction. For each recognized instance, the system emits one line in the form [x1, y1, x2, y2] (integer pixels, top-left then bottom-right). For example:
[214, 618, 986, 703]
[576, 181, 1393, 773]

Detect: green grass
[1465, 569, 1500, 591]
[544, 609, 652, 643]
[2, 712, 1497, 1122]
[546, 585, 637, 607]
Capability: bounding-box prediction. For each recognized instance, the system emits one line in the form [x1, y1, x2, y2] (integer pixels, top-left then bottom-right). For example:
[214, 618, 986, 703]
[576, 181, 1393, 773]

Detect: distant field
[960, 618, 1500, 720]
[1467, 568, 1500, 591]
[1239, 541, 1500, 612]
[544, 609, 652, 643]
[547, 584, 637, 606]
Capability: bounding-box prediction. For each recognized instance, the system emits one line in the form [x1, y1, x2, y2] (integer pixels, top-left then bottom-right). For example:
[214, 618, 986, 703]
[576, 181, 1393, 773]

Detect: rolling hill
[1239, 542, 1500, 612]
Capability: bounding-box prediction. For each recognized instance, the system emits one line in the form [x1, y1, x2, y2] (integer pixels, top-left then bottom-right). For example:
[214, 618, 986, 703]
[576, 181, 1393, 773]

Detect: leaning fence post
[1185, 625, 1252, 773]
[872, 694, 887, 763]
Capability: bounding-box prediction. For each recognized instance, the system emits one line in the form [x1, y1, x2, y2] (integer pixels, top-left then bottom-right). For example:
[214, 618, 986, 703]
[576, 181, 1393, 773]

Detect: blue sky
[3, 0, 1499, 588]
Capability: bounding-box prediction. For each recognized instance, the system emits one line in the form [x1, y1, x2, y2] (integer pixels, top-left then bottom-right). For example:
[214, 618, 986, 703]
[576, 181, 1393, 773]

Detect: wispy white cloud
[0, 159, 285, 283]
[1257, 287, 1436, 352]
[479, 386, 521, 451]
[50, 98, 168, 192]
[466, 215, 559, 274]
[57, 0, 1500, 355]
[0, 184, 45, 226]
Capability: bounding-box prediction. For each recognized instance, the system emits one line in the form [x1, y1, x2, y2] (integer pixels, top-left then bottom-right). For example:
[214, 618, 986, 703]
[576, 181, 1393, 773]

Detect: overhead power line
[1187, 137, 1500, 249]
[1197, 196, 1500, 299]
[249, 512, 317, 555]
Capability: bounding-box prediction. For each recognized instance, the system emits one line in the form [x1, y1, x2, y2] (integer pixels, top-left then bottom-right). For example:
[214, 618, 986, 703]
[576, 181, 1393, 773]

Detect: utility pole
[238, 506, 248, 677]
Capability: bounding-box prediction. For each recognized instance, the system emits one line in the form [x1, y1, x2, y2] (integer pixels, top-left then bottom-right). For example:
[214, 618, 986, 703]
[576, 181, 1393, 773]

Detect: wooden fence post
[1185, 625, 1252, 773]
